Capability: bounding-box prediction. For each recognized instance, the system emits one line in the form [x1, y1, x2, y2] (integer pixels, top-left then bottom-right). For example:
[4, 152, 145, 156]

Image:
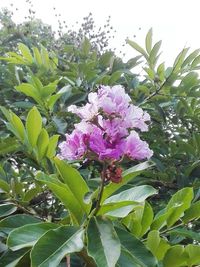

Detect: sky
[0, 0, 200, 65]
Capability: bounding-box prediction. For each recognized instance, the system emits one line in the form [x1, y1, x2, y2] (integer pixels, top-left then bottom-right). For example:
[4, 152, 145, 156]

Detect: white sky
[0, 0, 200, 65]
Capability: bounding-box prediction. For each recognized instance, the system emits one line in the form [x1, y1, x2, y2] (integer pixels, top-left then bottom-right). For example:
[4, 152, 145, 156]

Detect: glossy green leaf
[87, 217, 120, 267]
[97, 201, 136, 217]
[7, 222, 58, 250]
[18, 43, 33, 64]
[182, 200, 200, 222]
[0, 137, 20, 155]
[116, 227, 157, 267]
[54, 158, 91, 214]
[9, 111, 26, 142]
[149, 40, 162, 66]
[46, 135, 59, 158]
[33, 47, 42, 65]
[145, 28, 153, 54]
[127, 39, 148, 59]
[122, 201, 154, 237]
[26, 106, 42, 147]
[163, 245, 187, 267]
[101, 161, 153, 203]
[31, 226, 84, 267]
[0, 179, 10, 193]
[166, 187, 193, 227]
[169, 228, 200, 242]
[103, 185, 157, 205]
[15, 83, 42, 104]
[0, 248, 30, 267]
[0, 214, 40, 234]
[0, 204, 17, 218]
[182, 49, 200, 67]
[191, 54, 200, 68]
[40, 80, 58, 99]
[146, 230, 170, 261]
[173, 48, 189, 73]
[37, 128, 49, 159]
[36, 172, 84, 224]
[185, 244, 200, 266]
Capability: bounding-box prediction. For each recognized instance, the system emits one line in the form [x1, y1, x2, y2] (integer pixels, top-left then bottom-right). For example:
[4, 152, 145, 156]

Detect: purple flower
[58, 129, 87, 160]
[125, 131, 153, 160]
[59, 85, 153, 164]
[68, 92, 99, 121]
[89, 127, 125, 160]
[98, 85, 131, 117]
[126, 105, 150, 132]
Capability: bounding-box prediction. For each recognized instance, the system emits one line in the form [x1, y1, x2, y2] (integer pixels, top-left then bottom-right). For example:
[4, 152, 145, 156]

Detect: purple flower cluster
[59, 85, 153, 162]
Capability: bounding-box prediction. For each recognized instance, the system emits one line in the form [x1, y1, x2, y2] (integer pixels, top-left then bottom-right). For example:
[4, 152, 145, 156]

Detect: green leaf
[33, 47, 42, 65]
[15, 83, 42, 105]
[116, 227, 157, 267]
[46, 135, 59, 158]
[116, 248, 142, 267]
[9, 111, 26, 142]
[127, 39, 148, 59]
[81, 38, 91, 56]
[40, 80, 58, 99]
[26, 107, 42, 148]
[0, 204, 17, 218]
[185, 244, 200, 266]
[152, 188, 193, 230]
[157, 62, 165, 81]
[109, 71, 122, 84]
[163, 245, 187, 267]
[101, 161, 153, 203]
[37, 128, 49, 159]
[18, 43, 33, 64]
[0, 248, 30, 267]
[35, 172, 84, 224]
[166, 187, 193, 227]
[145, 28, 153, 54]
[41, 45, 50, 68]
[87, 217, 120, 267]
[173, 48, 189, 73]
[191, 54, 200, 68]
[31, 226, 84, 267]
[122, 201, 154, 237]
[182, 200, 200, 222]
[99, 51, 114, 68]
[103, 185, 157, 205]
[146, 230, 170, 261]
[0, 214, 40, 234]
[149, 40, 162, 66]
[97, 201, 137, 218]
[182, 49, 200, 67]
[150, 209, 168, 230]
[0, 137, 20, 155]
[0, 179, 10, 193]
[7, 222, 58, 250]
[169, 228, 200, 242]
[54, 158, 91, 214]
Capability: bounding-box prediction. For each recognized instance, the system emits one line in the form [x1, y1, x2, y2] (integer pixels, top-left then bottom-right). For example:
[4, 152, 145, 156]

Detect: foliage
[0, 6, 200, 267]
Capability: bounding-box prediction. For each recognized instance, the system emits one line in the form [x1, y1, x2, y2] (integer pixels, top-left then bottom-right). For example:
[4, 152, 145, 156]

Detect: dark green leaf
[87, 217, 120, 267]
[31, 226, 84, 267]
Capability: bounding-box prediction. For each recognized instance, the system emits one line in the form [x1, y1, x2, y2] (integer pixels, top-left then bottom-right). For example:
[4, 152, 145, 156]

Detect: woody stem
[93, 163, 107, 216]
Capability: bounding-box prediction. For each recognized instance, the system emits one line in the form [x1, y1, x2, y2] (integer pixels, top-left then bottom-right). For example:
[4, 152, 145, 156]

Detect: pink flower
[126, 105, 150, 132]
[98, 85, 131, 117]
[88, 127, 125, 160]
[58, 129, 87, 160]
[68, 92, 99, 120]
[59, 85, 153, 163]
[125, 131, 153, 160]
